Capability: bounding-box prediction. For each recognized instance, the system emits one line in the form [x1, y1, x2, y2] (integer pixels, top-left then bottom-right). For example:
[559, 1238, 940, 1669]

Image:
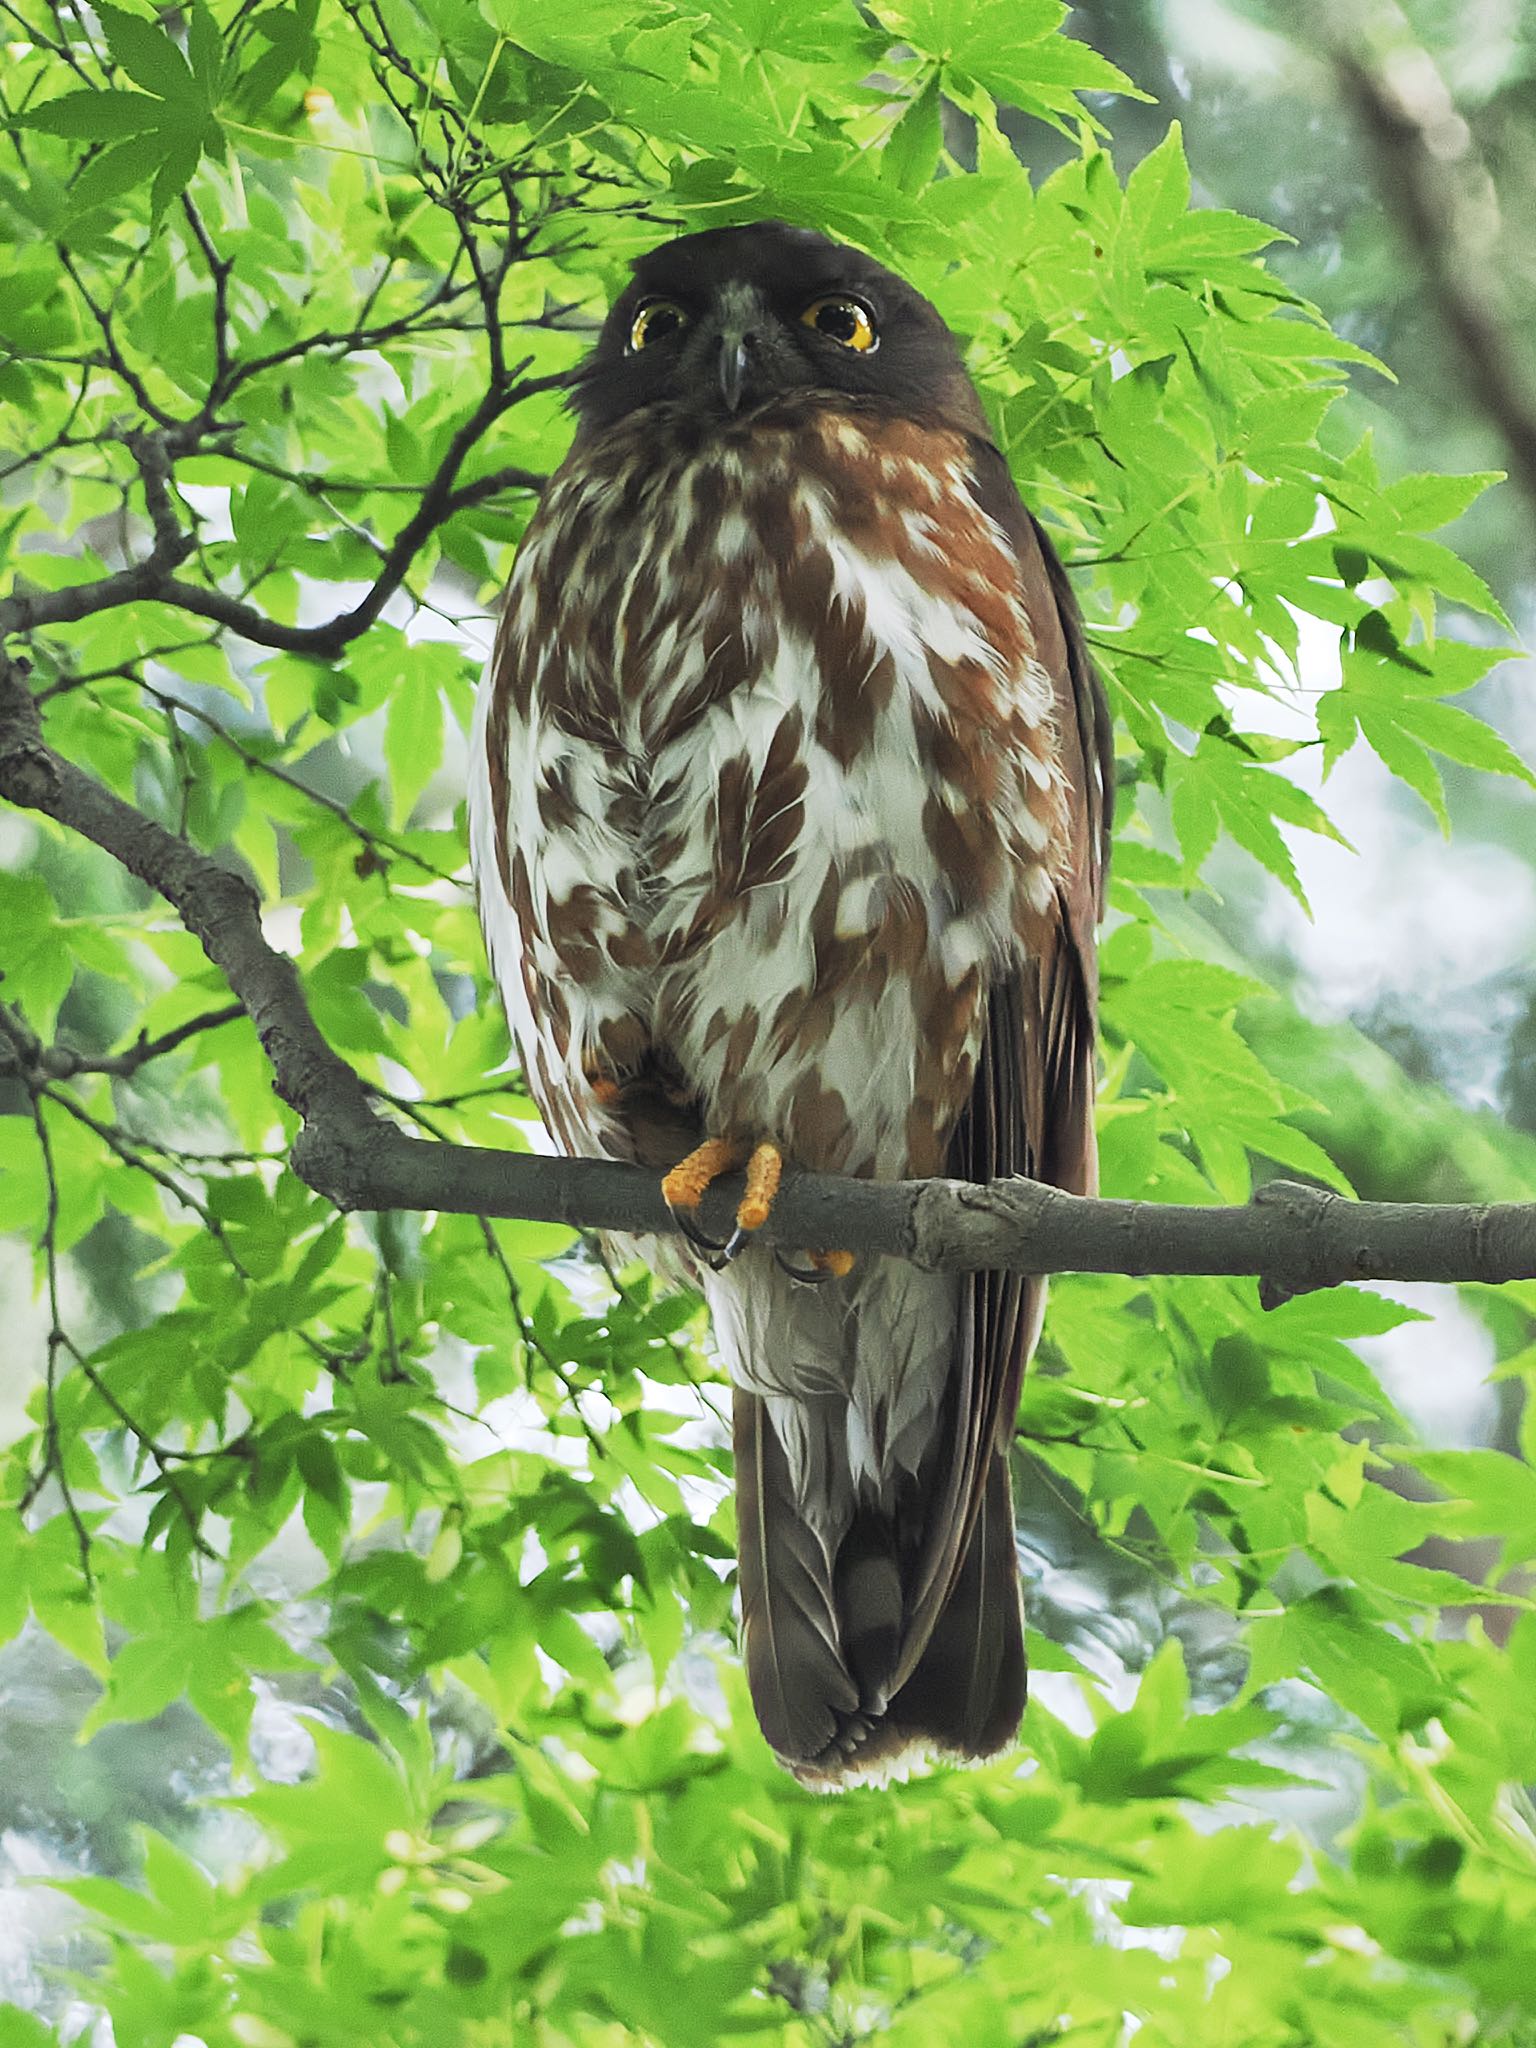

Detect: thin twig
[0, 999, 244, 1080]
[0, 373, 568, 654]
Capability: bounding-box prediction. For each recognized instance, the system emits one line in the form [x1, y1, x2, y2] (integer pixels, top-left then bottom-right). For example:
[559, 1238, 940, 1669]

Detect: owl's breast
[499, 417, 794, 758]
[499, 400, 1065, 793]
[476, 399, 1073, 1176]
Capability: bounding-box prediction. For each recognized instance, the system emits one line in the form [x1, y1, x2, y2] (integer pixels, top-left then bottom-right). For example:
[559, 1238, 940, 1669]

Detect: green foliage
[1, 0, 1534, 2041]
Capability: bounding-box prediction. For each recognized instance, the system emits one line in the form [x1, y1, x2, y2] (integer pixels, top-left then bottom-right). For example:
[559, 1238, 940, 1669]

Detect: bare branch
[3, 1008, 94, 1574]
[179, 192, 235, 398]
[0, 650, 380, 1148]
[57, 245, 176, 428]
[210, 448, 546, 502]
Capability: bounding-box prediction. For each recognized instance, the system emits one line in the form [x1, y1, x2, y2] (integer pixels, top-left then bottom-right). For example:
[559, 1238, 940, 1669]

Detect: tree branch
[4, 651, 1536, 1297]
[0, 1000, 244, 1080]
[0, 650, 380, 1149]
[0, 380, 562, 656]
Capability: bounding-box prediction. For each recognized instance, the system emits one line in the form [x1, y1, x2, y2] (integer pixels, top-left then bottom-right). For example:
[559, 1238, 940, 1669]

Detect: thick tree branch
[0, 651, 380, 1149]
[5, 651, 1536, 1295]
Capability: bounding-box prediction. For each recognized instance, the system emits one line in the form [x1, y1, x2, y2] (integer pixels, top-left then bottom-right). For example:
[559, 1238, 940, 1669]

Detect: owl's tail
[732, 1377, 1027, 1787]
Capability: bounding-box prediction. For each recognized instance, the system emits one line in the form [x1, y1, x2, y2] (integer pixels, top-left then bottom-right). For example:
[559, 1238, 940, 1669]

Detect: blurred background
[1070, 0, 1536, 1429]
[5, 0, 1536, 2018]
[1080, 0, 1536, 1157]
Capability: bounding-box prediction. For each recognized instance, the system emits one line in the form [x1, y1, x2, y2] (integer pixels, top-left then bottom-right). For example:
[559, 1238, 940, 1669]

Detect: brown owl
[470, 221, 1110, 1785]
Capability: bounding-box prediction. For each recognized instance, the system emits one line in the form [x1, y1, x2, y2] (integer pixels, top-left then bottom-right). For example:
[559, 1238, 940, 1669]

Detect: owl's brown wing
[982, 461, 1112, 1201]
[874, 452, 1110, 1756]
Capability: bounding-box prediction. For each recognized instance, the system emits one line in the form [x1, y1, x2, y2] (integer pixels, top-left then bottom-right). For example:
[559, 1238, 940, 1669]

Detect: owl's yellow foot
[661, 1138, 784, 1267]
[735, 1142, 783, 1233]
[662, 1136, 748, 1214]
[662, 1136, 747, 1263]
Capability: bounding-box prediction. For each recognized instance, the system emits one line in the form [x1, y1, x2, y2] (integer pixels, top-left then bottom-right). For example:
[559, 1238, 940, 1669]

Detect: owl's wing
[881, 450, 1110, 1744]
[980, 454, 1112, 1198]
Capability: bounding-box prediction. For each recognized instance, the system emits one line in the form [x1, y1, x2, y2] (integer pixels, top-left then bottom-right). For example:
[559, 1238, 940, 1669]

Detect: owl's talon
[662, 1137, 786, 1267]
[662, 1136, 750, 1259]
[665, 1198, 733, 1258]
[775, 1248, 856, 1285]
[661, 1135, 744, 1212]
[686, 1145, 785, 1269]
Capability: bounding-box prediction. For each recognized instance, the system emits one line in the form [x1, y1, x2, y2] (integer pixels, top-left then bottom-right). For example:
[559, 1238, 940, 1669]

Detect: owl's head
[568, 221, 989, 441]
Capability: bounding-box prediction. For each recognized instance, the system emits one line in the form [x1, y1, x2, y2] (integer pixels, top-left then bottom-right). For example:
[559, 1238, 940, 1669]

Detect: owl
[469, 221, 1110, 1786]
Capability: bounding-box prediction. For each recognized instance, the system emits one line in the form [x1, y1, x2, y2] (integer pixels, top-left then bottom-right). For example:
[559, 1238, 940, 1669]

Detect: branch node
[0, 660, 60, 809]
[290, 1114, 391, 1212]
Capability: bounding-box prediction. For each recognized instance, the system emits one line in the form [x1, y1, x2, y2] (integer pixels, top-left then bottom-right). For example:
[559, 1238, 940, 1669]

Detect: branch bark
[5, 651, 1536, 1297]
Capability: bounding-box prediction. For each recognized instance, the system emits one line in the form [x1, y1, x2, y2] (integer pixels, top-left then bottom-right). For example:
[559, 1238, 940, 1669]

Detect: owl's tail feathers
[733, 1390, 1026, 1787]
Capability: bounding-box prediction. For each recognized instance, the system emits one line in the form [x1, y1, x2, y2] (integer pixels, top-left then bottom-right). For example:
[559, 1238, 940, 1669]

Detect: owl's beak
[719, 334, 751, 413]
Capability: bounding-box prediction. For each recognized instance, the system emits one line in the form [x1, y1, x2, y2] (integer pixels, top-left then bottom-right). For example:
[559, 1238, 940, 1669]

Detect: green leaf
[150, 128, 208, 218]
[95, 4, 199, 99]
[0, 871, 73, 1033]
[67, 128, 183, 215]
[883, 71, 943, 195]
[80, 1629, 194, 1736]
[1124, 120, 1190, 234]
[0, 2008, 59, 2048]
[1382, 469, 1504, 532]
[618, 16, 697, 83]
[1378, 532, 1513, 625]
[1356, 705, 1450, 831]
[238, 1723, 420, 1894]
[19, 89, 171, 139]
[989, 31, 1146, 103]
[1414, 1449, 1536, 1571]
[384, 664, 446, 825]
[140, 1828, 219, 1921]
[1396, 697, 1536, 787]
[1248, 1588, 1442, 1739]
[187, 0, 224, 95]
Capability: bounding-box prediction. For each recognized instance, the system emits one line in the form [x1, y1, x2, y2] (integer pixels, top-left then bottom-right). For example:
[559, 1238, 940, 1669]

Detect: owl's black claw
[680, 1218, 753, 1272]
[665, 1197, 733, 1259]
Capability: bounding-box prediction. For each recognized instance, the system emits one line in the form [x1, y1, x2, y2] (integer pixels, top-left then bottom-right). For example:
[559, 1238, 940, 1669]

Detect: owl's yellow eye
[801, 295, 878, 351]
[629, 298, 689, 352]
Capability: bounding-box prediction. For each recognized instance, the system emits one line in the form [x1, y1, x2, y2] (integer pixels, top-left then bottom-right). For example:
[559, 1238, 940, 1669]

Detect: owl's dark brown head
[568, 221, 989, 443]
